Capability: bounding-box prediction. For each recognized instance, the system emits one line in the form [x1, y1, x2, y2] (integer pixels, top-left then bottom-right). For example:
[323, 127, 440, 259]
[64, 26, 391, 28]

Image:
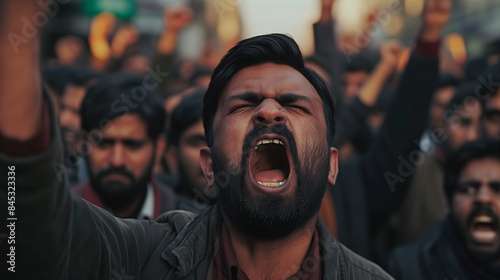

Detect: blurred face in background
[86, 114, 164, 209]
[59, 85, 86, 152]
[172, 120, 209, 198]
[430, 86, 455, 131]
[483, 92, 500, 140]
[445, 99, 481, 152]
[343, 71, 368, 102]
[452, 158, 500, 262]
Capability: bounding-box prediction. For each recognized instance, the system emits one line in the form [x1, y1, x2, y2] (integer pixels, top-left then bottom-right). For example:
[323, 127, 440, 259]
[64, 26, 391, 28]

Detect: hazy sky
[239, 0, 321, 55]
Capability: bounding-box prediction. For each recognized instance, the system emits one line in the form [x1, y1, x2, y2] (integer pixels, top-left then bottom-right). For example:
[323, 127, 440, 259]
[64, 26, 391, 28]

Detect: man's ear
[328, 147, 339, 185]
[165, 146, 179, 175]
[154, 134, 167, 160]
[200, 146, 214, 187]
[153, 134, 167, 174]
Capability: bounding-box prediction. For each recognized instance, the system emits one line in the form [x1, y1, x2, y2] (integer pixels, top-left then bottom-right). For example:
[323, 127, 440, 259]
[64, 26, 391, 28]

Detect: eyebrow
[457, 180, 481, 186]
[226, 92, 312, 105]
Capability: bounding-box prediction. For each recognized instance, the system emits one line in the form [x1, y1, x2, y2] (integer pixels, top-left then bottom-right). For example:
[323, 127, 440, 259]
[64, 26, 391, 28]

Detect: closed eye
[229, 104, 252, 114]
[287, 105, 310, 114]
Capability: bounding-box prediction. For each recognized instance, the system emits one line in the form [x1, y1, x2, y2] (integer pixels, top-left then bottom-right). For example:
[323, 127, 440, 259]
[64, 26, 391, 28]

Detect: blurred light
[239, 0, 319, 55]
[445, 33, 467, 64]
[405, 0, 424, 17]
[397, 47, 411, 72]
[336, 0, 365, 34]
[384, 14, 404, 36]
[217, 10, 240, 43]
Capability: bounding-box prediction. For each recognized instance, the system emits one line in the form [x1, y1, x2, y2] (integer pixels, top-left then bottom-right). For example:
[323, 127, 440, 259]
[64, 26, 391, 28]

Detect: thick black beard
[456, 206, 500, 261]
[214, 124, 330, 240]
[86, 156, 154, 211]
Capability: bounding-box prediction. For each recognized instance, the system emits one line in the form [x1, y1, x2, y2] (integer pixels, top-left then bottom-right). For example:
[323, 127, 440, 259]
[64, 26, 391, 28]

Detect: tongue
[254, 169, 286, 183]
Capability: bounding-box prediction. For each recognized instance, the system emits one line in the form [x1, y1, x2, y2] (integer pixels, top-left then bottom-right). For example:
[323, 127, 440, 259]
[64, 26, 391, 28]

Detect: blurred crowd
[30, 0, 500, 278]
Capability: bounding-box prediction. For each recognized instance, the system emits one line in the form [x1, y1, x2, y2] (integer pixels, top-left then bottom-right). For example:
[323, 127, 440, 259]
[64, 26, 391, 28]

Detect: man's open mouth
[470, 215, 499, 244]
[249, 136, 291, 190]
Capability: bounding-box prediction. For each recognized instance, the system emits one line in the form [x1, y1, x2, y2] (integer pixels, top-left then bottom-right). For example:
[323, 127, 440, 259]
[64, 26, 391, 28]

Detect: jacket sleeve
[0, 91, 174, 279]
[313, 21, 377, 149]
[313, 20, 344, 107]
[361, 51, 439, 227]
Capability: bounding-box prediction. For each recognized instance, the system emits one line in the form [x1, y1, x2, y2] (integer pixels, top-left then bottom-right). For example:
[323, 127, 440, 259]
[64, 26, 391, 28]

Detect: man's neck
[224, 214, 318, 279]
[111, 190, 147, 219]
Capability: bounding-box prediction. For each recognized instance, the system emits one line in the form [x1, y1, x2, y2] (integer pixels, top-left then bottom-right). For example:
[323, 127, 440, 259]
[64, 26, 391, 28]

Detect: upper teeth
[255, 139, 283, 149]
[476, 215, 493, 223]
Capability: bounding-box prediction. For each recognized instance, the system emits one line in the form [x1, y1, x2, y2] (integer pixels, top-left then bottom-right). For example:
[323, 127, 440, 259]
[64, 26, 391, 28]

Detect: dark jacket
[0, 92, 393, 279]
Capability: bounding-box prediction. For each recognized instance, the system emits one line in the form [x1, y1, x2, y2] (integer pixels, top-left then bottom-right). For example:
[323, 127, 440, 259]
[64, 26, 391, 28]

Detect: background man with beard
[72, 73, 176, 219]
[0, 1, 392, 278]
[388, 138, 500, 280]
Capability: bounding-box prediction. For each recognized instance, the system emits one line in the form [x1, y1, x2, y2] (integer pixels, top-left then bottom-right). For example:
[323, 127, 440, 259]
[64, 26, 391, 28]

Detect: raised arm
[0, 2, 174, 278]
[154, 5, 193, 91]
[332, 41, 402, 148]
[362, 0, 451, 226]
[313, 0, 343, 104]
[0, 1, 43, 141]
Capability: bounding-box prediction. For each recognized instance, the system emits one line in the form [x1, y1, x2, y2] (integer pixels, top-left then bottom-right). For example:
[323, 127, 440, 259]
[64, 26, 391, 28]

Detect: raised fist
[421, 0, 452, 40]
[165, 6, 193, 33]
[379, 40, 403, 68]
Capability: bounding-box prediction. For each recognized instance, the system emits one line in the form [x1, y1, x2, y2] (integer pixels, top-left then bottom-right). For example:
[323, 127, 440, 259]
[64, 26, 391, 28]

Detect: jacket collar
[162, 206, 222, 278]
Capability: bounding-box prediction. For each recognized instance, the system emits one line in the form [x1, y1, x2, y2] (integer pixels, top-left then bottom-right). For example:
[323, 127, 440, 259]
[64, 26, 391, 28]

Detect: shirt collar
[136, 183, 154, 220]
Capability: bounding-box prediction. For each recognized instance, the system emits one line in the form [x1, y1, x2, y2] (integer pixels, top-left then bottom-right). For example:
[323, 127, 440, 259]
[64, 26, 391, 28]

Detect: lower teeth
[257, 180, 286, 187]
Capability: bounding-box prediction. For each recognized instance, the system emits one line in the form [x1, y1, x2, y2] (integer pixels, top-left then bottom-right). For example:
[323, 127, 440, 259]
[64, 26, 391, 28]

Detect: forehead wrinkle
[221, 81, 264, 107]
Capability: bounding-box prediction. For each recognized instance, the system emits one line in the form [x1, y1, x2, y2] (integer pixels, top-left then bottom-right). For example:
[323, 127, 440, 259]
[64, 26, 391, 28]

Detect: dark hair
[81, 73, 166, 140]
[202, 33, 336, 147]
[68, 68, 102, 87]
[464, 56, 489, 82]
[42, 65, 81, 96]
[168, 88, 206, 146]
[345, 53, 374, 73]
[304, 53, 331, 74]
[188, 67, 213, 86]
[437, 73, 460, 90]
[444, 82, 481, 116]
[445, 137, 500, 203]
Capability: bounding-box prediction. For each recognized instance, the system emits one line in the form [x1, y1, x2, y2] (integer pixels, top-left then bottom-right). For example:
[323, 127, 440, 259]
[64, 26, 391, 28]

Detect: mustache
[241, 124, 298, 162]
[466, 205, 500, 229]
[97, 166, 135, 181]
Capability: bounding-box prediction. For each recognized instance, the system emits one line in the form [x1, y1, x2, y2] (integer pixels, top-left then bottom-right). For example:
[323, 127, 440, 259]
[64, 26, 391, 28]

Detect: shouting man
[389, 138, 500, 279]
[0, 1, 391, 279]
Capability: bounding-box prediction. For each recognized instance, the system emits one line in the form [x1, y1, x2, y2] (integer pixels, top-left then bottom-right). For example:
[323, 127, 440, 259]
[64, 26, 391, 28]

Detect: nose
[110, 143, 125, 168]
[466, 125, 480, 142]
[252, 99, 287, 126]
[475, 184, 493, 206]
